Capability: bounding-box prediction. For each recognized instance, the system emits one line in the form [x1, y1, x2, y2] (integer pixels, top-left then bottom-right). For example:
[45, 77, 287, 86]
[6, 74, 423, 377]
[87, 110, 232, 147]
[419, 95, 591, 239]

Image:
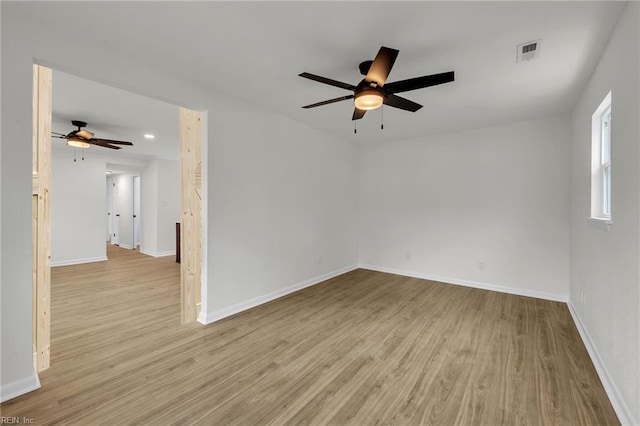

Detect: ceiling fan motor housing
[359, 60, 374, 76]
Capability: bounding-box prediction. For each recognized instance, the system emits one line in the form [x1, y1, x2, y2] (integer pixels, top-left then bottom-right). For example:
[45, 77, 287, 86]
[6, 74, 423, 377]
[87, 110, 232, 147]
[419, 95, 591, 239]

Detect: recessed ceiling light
[144, 133, 155, 139]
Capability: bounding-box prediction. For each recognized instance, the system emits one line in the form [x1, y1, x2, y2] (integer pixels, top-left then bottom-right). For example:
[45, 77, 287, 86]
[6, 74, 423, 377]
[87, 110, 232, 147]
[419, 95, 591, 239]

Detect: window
[591, 91, 612, 221]
[601, 105, 611, 216]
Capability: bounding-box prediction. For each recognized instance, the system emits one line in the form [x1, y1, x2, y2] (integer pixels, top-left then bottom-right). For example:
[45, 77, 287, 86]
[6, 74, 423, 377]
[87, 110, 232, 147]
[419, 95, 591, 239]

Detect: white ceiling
[52, 70, 179, 160]
[11, 1, 627, 145]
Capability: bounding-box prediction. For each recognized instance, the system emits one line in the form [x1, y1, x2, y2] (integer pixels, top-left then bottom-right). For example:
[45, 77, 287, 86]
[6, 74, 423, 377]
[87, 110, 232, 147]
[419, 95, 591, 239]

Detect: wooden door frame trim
[32, 64, 52, 372]
[179, 107, 202, 323]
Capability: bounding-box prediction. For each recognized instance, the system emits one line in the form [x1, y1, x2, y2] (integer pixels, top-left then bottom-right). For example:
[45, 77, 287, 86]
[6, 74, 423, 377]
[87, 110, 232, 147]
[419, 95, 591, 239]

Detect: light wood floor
[2, 245, 618, 425]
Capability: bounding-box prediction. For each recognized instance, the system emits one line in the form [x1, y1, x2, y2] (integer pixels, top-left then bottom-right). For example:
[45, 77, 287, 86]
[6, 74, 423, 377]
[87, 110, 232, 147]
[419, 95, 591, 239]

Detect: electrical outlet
[478, 261, 486, 270]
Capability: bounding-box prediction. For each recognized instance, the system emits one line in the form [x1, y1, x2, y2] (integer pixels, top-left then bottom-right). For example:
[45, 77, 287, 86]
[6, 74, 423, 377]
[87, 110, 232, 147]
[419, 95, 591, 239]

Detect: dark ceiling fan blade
[302, 95, 354, 109]
[90, 138, 133, 146]
[352, 108, 367, 121]
[89, 140, 122, 150]
[383, 94, 423, 112]
[298, 72, 356, 91]
[384, 71, 455, 94]
[365, 46, 399, 87]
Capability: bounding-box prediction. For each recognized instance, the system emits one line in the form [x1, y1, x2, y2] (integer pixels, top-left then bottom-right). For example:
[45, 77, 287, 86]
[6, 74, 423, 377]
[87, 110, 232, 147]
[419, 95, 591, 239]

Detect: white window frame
[590, 91, 612, 222]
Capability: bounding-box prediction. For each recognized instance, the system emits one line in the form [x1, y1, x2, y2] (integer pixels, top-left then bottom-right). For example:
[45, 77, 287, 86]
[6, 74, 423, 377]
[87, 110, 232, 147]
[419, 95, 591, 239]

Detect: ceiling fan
[52, 120, 134, 150]
[299, 46, 455, 121]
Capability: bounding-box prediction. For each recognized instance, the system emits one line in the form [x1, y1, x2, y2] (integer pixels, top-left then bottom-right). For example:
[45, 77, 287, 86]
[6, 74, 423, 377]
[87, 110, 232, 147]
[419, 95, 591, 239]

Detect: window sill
[587, 217, 612, 231]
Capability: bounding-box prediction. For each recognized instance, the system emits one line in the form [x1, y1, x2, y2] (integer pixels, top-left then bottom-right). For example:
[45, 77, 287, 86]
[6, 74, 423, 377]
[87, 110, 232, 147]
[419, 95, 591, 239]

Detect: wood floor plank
[1, 246, 619, 425]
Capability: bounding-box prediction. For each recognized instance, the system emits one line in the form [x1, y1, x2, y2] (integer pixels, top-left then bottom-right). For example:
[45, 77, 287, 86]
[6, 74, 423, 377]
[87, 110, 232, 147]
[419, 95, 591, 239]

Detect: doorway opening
[107, 166, 143, 251]
[32, 64, 205, 373]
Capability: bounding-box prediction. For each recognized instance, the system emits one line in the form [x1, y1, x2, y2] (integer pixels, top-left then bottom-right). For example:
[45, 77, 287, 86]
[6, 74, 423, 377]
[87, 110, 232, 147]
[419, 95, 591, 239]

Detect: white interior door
[112, 177, 120, 245]
[133, 175, 141, 248]
[106, 176, 113, 241]
[116, 174, 133, 249]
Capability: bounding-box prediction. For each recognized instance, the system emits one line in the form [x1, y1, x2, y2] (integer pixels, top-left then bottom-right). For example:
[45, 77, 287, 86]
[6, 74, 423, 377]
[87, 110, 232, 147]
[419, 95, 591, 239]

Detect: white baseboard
[0, 370, 41, 403]
[358, 264, 568, 303]
[197, 310, 208, 325]
[139, 249, 176, 258]
[51, 256, 108, 267]
[198, 264, 359, 325]
[567, 302, 636, 426]
[119, 243, 132, 250]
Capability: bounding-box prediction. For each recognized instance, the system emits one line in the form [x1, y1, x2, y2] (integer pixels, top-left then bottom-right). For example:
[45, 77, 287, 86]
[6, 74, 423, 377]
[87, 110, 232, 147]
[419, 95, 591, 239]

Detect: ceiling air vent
[516, 39, 542, 63]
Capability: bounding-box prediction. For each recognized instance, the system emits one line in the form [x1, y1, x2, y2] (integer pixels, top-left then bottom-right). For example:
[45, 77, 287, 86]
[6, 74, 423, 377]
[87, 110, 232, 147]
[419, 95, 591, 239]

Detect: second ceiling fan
[53, 120, 134, 150]
[299, 46, 455, 120]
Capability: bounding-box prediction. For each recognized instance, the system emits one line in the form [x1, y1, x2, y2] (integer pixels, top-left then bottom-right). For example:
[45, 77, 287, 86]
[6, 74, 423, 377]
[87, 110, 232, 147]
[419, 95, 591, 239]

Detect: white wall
[140, 158, 179, 257]
[141, 160, 159, 255]
[570, 3, 639, 424]
[358, 117, 571, 301]
[49, 150, 151, 265]
[1, 6, 359, 400]
[207, 101, 358, 317]
[156, 159, 180, 255]
[50, 148, 108, 265]
[0, 7, 38, 400]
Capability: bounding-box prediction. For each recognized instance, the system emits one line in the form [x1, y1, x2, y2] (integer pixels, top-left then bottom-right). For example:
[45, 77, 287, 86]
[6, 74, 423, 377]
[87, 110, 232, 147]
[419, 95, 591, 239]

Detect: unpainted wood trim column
[32, 64, 52, 371]
[179, 107, 202, 323]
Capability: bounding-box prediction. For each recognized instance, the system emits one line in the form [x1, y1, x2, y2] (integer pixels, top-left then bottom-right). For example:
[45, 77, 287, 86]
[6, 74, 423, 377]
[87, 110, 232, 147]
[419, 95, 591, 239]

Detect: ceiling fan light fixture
[354, 88, 384, 110]
[67, 137, 90, 149]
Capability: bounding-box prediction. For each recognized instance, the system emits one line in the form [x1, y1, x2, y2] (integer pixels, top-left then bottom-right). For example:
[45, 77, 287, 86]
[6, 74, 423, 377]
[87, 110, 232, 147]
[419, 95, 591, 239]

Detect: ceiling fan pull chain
[354, 120, 357, 135]
[73, 148, 77, 163]
[381, 105, 384, 130]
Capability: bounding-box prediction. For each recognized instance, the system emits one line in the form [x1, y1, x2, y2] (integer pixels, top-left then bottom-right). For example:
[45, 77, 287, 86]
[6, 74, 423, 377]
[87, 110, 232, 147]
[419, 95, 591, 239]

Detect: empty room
[1, 2, 638, 425]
